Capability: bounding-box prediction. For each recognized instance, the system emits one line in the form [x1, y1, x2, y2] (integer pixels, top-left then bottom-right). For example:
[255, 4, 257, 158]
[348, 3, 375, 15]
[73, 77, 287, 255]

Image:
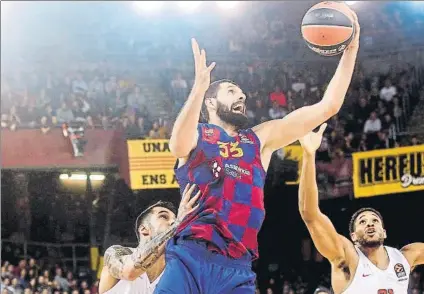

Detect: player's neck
[208, 116, 238, 136]
[358, 245, 389, 269]
[146, 255, 165, 283]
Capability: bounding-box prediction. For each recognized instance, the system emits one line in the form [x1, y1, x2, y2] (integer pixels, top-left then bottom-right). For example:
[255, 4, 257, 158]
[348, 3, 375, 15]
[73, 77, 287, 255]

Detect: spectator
[249, 99, 269, 124]
[148, 121, 160, 139]
[18, 269, 28, 289]
[269, 101, 287, 120]
[127, 86, 146, 110]
[137, 116, 147, 138]
[269, 85, 287, 107]
[9, 106, 21, 126]
[374, 131, 395, 149]
[1, 114, 9, 129]
[380, 79, 397, 103]
[363, 111, 382, 134]
[354, 97, 371, 127]
[27, 259, 38, 277]
[88, 76, 104, 98]
[158, 119, 171, 139]
[410, 136, 421, 146]
[56, 103, 75, 123]
[342, 132, 356, 156]
[72, 73, 88, 94]
[291, 77, 306, 93]
[54, 268, 69, 291]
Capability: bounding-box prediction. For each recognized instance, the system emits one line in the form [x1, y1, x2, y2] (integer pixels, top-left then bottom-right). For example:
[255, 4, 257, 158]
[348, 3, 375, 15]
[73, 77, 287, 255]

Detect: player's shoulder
[338, 235, 359, 266]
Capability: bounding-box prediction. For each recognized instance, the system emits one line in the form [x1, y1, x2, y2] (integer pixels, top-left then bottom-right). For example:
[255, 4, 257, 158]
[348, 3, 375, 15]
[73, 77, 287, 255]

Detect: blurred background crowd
[1, 1, 424, 294]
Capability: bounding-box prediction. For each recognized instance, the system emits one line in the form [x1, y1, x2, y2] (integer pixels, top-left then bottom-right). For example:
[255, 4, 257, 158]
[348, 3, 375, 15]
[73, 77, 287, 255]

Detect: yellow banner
[352, 145, 424, 198]
[127, 139, 178, 190]
[282, 145, 303, 185]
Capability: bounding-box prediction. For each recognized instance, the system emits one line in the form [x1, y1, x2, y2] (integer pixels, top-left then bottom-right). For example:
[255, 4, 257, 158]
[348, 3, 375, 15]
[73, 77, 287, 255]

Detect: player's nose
[237, 94, 246, 102]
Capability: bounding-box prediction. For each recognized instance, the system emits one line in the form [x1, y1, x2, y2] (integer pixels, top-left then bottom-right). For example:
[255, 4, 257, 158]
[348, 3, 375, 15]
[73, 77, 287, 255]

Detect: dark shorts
[153, 238, 256, 294]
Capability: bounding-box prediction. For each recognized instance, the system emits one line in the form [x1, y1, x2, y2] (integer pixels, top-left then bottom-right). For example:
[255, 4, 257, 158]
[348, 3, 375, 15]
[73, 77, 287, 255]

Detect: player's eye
[228, 89, 234, 94]
[359, 220, 365, 225]
[159, 214, 169, 220]
[373, 219, 379, 223]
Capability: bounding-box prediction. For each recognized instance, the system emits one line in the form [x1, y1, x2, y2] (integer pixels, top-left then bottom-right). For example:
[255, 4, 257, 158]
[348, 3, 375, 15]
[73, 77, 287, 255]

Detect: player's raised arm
[298, 125, 356, 265]
[401, 243, 424, 271]
[254, 9, 360, 157]
[169, 39, 216, 158]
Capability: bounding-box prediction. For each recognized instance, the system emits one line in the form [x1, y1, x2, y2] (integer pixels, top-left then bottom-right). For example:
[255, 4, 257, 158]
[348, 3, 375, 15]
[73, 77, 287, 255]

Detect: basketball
[301, 1, 355, 56]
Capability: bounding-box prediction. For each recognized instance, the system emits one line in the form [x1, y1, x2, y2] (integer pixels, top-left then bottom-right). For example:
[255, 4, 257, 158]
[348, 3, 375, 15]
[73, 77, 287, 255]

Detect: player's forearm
[128, 220, 181, 275]
[169, 84, 205, 157]
[321, 48, 358, 114]
[298, 152, 320, 221]
[104, 221, 180, 281]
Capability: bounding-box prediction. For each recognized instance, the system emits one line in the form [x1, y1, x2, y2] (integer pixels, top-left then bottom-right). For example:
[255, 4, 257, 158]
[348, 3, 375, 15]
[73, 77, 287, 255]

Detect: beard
[356, 234, 384, 248]
[216, 101, 248, 130]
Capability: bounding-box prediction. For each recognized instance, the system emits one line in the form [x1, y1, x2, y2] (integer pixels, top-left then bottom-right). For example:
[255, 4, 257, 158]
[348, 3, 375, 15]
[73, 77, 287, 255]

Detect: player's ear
[205, 98, 216, 111]
[382, 229, 387, 239]
[138, 225, 150, 237]
[350, 232, 357, 243]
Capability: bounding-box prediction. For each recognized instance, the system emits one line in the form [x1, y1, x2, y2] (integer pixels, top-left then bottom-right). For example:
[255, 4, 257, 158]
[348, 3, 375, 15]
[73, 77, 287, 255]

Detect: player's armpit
[401, 242, 424, 270]
[253, 102, 335, 154]
[302, 212, 351, 263]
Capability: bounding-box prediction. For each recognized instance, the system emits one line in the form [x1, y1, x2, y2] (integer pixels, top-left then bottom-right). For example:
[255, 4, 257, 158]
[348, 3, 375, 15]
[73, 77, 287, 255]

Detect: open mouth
[232, 103, 245, 114]
[366, 228, 376, 236]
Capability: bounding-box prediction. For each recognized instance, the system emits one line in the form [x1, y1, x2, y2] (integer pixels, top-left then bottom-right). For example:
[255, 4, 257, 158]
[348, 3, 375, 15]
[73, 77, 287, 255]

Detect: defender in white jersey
[99, 184, 200, 294]
[298, 125, 424, 294]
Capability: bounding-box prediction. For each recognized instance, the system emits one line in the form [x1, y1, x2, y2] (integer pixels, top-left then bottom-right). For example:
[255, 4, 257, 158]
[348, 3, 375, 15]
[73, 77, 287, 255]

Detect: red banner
[1, 129, 129, 185]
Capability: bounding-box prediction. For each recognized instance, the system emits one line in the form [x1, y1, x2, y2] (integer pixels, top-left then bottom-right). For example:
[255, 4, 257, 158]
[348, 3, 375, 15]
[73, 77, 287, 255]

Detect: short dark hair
[134, 201, 176, 241]
[349, 207, 384, 234]
[201, 79, 239, 122]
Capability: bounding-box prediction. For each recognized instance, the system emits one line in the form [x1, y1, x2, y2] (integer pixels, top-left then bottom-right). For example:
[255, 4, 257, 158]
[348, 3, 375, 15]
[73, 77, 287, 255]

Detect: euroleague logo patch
[394, 263, 406, 278]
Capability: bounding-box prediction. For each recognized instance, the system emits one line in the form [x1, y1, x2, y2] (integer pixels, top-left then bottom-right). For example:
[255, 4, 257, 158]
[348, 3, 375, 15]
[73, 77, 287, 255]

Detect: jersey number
[378, 290, 394, 294]
[218, 141, 243, 158]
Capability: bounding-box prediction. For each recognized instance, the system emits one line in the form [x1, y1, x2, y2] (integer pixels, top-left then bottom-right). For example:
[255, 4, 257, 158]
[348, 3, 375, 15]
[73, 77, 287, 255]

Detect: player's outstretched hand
[299, 123, 327, 155]
[177, 183, 201, 222]
[192, 38, 216, 93]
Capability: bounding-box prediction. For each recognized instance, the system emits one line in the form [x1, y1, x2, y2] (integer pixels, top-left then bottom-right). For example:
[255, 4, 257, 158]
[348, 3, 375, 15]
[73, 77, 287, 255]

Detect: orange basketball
[301, 1, 355, 56]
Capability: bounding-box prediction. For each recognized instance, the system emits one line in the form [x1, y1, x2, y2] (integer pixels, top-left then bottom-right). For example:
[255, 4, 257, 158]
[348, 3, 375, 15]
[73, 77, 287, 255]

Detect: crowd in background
[1, 52, 423, 155]
[1, 258, 97, 294]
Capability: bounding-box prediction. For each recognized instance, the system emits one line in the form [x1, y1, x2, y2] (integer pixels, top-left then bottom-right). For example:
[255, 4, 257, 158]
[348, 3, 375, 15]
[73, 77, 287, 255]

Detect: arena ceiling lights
[133, 1, 164, 12]
[132, 1, 239, 12]
[216, 1, 239, 10]
[59, 174, 105, 181]
[177, 1, 202, 11]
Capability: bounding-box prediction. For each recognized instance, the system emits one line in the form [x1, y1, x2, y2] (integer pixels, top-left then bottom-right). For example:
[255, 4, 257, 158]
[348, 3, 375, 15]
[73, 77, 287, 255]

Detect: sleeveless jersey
[342, 246, 410, 294]
[104, 271, 163, 294]
[175, 123, 266, 260]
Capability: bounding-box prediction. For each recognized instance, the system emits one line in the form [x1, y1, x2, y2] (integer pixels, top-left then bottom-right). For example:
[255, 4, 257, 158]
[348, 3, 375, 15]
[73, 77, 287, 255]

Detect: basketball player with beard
[154, 8, 362, 294]
[99, 184, 200, 294]
[298, 124, 424, 294]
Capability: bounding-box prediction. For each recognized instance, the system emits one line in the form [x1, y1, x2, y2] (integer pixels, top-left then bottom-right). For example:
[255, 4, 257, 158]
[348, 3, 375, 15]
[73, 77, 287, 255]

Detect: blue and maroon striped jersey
[174, 123, 266, 260]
